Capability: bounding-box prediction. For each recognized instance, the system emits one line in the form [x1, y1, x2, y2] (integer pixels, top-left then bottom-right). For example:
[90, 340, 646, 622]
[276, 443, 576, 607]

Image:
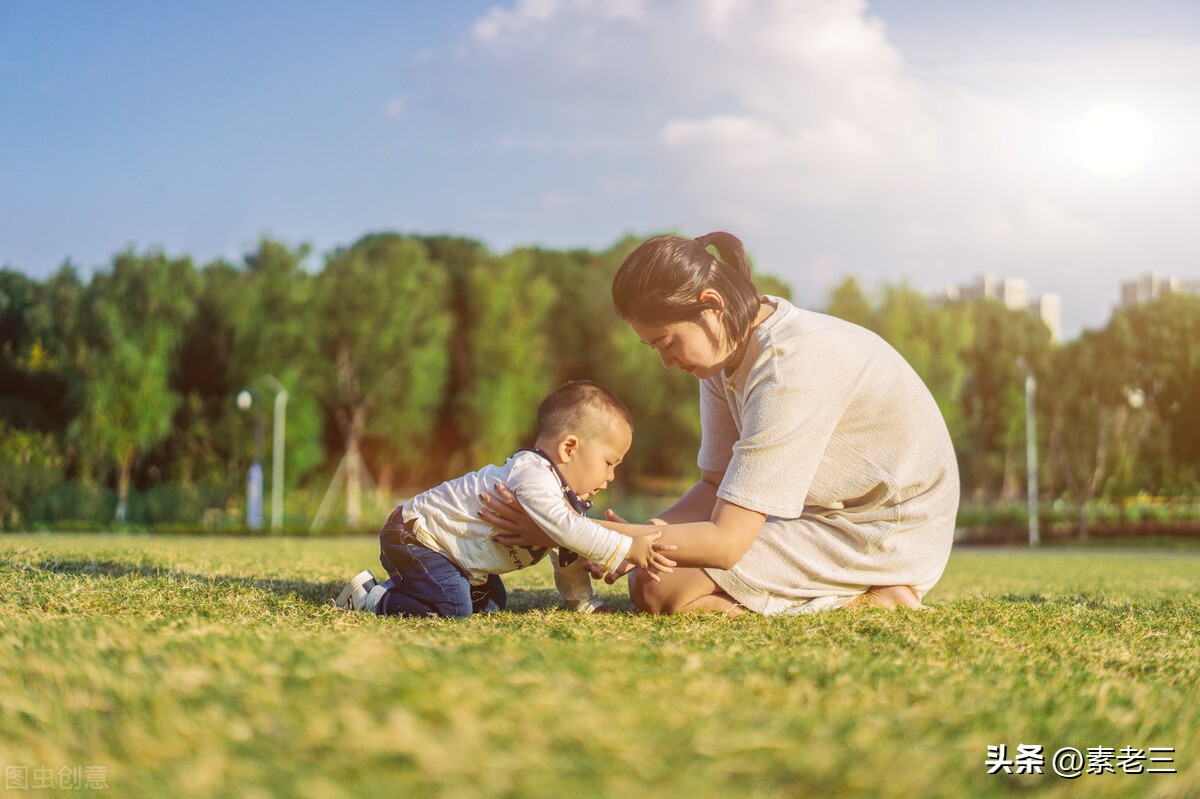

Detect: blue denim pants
[377, 507, 506, 618]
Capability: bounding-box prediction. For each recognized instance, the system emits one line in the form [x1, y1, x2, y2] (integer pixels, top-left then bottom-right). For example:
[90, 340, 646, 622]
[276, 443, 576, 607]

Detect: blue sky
[3, 0, 1199, 336]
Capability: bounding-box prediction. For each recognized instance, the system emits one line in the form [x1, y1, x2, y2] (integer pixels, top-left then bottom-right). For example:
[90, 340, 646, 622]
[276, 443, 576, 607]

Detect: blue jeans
[377, 507, 506, 618]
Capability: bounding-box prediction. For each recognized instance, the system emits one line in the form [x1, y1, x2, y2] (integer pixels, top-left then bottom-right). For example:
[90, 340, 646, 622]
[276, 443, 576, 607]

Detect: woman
[486, 232, 958, 614]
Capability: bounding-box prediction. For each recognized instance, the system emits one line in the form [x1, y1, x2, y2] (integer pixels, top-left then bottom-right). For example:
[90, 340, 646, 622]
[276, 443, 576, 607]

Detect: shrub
[0, 424, 64, 528]
[28, 482, 116, 527]
[126, 483, 226, 526]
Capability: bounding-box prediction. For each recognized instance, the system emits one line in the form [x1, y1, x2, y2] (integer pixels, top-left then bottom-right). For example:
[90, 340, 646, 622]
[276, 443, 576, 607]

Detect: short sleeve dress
[698, 298, 959, 615]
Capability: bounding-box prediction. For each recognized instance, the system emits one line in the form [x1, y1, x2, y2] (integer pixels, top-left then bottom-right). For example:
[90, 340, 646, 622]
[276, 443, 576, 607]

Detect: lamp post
[1016, 357, 1040, 547]
[263, 375, 288, 532]
[236, 389, 265, 530]
[237, 377, 288, 532]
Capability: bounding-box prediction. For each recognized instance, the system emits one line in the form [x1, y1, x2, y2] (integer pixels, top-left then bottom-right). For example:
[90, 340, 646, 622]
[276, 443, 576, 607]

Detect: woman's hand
[597, 508, 670, 584]
[483, 482, 555, 548]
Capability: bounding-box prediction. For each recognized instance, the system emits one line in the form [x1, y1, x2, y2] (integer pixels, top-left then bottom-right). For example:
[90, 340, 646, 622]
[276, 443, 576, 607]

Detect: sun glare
[1074, 101, 1153, 178]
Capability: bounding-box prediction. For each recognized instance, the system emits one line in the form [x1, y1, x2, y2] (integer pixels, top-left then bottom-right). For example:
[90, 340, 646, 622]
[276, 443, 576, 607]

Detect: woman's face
[629, 311, 730, 379]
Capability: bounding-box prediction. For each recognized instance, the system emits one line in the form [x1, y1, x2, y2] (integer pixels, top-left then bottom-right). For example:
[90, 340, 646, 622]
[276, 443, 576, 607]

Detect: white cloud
[471, 0, 647, 43]
[431, 0, 1200, 334]
[457, 0, 936, 206]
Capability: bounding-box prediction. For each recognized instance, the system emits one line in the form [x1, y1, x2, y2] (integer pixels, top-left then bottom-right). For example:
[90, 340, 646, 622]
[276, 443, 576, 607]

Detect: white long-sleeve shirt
[401, 450, 633, 610]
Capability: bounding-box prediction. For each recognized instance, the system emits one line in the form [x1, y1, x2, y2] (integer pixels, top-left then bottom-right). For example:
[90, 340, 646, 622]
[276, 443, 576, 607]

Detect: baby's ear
[557, 434, 580, 461]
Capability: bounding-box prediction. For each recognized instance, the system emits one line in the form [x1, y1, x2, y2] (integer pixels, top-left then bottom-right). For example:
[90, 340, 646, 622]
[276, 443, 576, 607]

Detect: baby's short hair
[536, 380, 632, 440]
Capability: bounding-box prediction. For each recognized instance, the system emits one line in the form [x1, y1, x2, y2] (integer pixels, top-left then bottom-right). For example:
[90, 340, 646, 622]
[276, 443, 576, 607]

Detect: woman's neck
[721, 298, 776, 376]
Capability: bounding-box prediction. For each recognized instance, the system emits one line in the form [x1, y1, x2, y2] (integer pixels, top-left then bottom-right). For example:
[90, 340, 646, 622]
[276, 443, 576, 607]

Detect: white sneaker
[359, 583, 388, 614]
[336, 570, 377, 611]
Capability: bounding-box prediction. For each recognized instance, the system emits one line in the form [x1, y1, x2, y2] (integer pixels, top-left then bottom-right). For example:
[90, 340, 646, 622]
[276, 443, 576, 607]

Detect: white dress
[698, 298, 959, 615]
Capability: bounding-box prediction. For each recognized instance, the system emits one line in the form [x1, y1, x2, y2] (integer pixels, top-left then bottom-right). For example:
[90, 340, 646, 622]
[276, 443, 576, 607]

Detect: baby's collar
[520, 447, 593, 515]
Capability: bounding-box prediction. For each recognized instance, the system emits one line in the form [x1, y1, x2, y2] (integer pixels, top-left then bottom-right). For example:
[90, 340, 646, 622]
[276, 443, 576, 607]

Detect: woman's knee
[628, 568, 675, 614]
[628, 568, 705, 614]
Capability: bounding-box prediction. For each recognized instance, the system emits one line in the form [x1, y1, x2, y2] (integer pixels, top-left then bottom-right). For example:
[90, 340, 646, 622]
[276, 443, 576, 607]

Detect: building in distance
[933, 274, 1063, 343]
[1119, 273, 1200, 307]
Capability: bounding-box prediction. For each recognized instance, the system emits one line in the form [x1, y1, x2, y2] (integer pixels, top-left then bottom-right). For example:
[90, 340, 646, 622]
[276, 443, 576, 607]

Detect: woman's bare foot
[844, 585, 926, 611]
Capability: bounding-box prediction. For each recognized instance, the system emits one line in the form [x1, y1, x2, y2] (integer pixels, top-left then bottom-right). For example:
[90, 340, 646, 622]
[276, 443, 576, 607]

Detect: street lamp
[237, 388, 265, 530]
[237, 377, 288, 532]
[263, 375, 288, 532]
[1016, 357, 1040, 547]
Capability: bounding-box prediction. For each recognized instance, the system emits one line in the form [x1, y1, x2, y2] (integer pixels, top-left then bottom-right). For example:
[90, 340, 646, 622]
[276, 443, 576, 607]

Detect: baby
[336, 380, 674, 616]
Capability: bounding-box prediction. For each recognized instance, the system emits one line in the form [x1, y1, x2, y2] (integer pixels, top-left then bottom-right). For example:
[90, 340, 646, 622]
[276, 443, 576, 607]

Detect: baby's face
[558, 416, 632, 500]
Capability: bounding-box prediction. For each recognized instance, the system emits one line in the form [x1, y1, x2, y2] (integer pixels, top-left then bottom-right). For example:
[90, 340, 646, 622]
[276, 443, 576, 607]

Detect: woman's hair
[611, 231, 760, 347]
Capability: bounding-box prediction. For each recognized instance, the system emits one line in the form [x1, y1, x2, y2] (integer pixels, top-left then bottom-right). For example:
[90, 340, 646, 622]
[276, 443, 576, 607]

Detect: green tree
[71, 250, 197, 521]
[1, 269, 64, 431]
[1045, 326, 1149, 536]
[825, 276, 876, 330]
[230, 240, 324, 493]
[527, 244, 618, 383]
[313, 234, 453, 527]
[1115, 294, 1200, 491]
[410, 235, 492, 481]
[18, 265, 86, 441]
[149, 258, 240, 489]
[0, 269, 37, 361]
[452, 250, 556, 470]
[22, 265, 90, 486]
[958, 301, 1052, 502]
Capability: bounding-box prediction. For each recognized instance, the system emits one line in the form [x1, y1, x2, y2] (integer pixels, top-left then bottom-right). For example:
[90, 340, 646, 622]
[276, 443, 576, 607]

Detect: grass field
[1, 533, 1198, 799]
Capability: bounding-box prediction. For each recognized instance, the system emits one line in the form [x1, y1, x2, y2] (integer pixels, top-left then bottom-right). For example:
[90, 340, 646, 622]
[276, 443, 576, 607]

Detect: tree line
[1, 232, 1197, 531]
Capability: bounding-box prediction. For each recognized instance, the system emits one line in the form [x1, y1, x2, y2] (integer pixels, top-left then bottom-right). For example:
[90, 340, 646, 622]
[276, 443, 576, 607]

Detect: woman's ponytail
[695, 231, 752, 280]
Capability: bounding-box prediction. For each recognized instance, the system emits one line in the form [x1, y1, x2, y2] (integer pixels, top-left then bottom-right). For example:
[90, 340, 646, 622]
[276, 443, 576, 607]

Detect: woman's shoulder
[755, 298, 879, 354]
[742, 300, 906, 400]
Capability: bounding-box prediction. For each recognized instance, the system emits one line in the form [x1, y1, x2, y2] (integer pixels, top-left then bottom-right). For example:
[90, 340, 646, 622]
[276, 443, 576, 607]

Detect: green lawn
[1, 534, 1197, 799]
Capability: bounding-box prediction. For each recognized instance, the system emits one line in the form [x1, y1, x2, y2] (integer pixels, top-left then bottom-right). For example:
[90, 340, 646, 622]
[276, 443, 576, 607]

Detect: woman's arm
[485, 468, 725, 545]
[598, 498, 765, 570]
[484, 470, 759, 571]
[644, 470, 724, 525]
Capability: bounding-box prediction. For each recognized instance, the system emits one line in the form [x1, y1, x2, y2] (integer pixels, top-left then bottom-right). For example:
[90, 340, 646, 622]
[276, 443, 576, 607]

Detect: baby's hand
[602, 560, 637, 585]
[624, 530, 678, 582]
[649, 540, 678, 574]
